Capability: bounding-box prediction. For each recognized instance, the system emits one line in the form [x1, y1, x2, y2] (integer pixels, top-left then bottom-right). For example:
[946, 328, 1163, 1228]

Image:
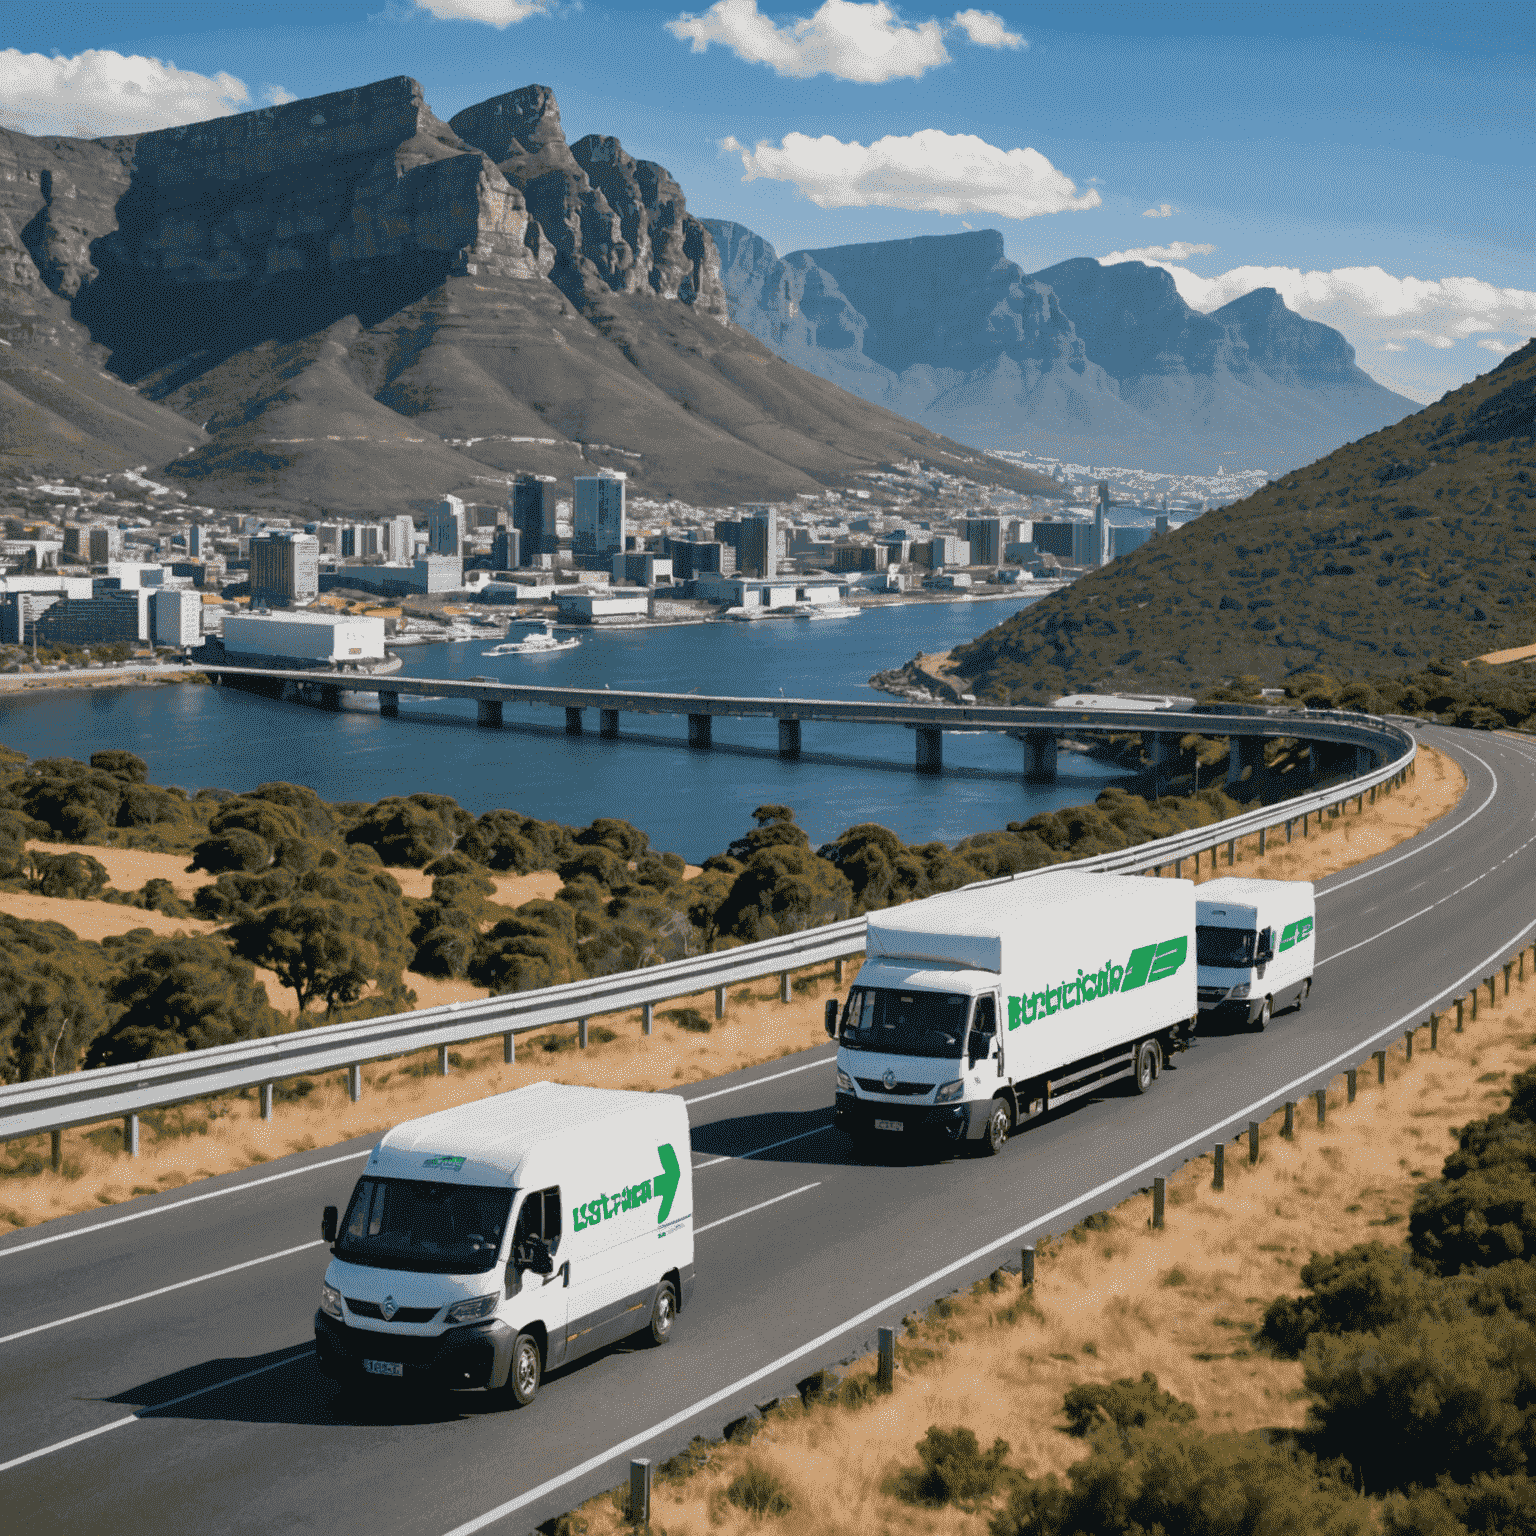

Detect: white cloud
[1476, 337, 1520, 354]
[0, 48, 284, 137]
[412, 0, 552, 22]
[1142, 202, 1177, 218]
[722, 127, 1101, 218]
[264, 85, 299, 106]
[1104, 242, 1216, 264]
[950, 9, 1024, 49]
[1382, 342, 1407, 352]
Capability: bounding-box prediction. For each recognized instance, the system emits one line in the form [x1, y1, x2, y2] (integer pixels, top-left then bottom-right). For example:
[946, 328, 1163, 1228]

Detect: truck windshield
[334, 1178, 514, 1274]
[840, 987, 969, 1058]
[1197, 926, 1256, 968]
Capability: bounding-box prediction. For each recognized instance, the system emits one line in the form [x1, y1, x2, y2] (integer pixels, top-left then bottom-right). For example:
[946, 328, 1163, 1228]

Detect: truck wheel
[980, 1097, 1012, 1155]
[646, 1280, 678, 1346]
[1132, 1040, 1161, 1094]
[1294, 979, 1312, 1012]
[508, 1332, 542, 1407]
[1254, 997, 1272, 1032]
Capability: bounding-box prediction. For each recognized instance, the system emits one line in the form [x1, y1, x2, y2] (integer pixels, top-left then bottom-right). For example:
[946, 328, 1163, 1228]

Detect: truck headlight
[445, 1292, 500, 1325]
[836, 1069, 854, 1093]
[1229, 984, 1251, 999]
[320, 1282, 344, 1320]
[934, 1079, 965, 1103]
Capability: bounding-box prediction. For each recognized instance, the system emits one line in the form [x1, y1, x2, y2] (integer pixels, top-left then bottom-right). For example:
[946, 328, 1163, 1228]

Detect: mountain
[703, 223, 1418, 474]
[0, 79, 1048, 511]
[944, 339, 1536, 701]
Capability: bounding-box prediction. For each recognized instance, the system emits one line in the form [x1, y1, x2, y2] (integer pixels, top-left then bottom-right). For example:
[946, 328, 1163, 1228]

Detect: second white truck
[827, 870, 1198, 1156]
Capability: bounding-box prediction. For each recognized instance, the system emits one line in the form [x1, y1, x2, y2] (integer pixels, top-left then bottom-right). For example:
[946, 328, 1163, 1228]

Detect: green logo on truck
[1278, 917, 1314, 952]
[572, 1143, 681, 1232]
[1007, 935, 1189, 1030]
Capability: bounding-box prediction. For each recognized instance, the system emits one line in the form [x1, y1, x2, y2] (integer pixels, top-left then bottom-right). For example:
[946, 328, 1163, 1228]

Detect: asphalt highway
[2, 724, 1534, 1536]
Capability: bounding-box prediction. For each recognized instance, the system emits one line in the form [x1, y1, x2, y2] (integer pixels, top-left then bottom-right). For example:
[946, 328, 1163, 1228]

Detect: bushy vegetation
[952, 340, 1536, 701]
[896, 1425, 1010, 1507]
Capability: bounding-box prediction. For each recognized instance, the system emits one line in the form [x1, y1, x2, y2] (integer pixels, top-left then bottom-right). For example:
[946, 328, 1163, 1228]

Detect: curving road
[1, 724, 1533, 1536]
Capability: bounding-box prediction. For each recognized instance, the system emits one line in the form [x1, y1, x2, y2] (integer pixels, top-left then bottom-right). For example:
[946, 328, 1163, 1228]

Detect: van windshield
[840, 987, 969, 1058]
[335, 1178, 514, 1274]
[1197, 926, 1256, 968]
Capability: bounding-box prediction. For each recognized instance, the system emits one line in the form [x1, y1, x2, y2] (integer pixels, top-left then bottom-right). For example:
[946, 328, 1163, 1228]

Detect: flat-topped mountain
[0, 79, 1044, 509]
[704, 223, 1417, 473]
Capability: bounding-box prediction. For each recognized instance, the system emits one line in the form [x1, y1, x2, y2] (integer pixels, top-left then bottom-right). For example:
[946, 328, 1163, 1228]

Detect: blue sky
[3, 1, 1531, 401]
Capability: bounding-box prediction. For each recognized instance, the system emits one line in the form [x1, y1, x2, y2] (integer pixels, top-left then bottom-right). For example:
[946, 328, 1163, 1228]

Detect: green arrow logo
[654, 1142, 680, 1224]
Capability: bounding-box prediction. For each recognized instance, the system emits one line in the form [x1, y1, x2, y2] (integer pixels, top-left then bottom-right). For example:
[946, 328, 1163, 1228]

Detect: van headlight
[836, 1069, 854, 1093]
[320, 1282, 344, 1320]
[445, 1292, 500, 1325]
[1229, 984, 1251, 999]
[934, 1079, 965, 1103]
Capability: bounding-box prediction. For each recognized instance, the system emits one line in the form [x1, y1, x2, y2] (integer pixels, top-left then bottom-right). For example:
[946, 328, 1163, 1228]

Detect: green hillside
[953, 340, 1536, 701]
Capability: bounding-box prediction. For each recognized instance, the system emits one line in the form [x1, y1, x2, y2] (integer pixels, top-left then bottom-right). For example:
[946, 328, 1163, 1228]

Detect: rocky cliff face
[706, 222, 1416, 472]
[450, 86, 727, 319]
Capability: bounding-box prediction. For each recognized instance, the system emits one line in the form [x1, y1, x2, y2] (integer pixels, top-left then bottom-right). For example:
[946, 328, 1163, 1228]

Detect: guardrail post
[1193, 849, 1199, 875]
[1285, 819, 1293, 844]
[1316, 1088, 1327, 1128]
[123, 1114, 139, 1157]
[1486, 976, 1496, 1005]
[1152, 1176, 1165, 1229]
[1374, 1050, 1386, 1084]
[642, 1002, 653, 1036]
[1021, 1244, 1035, 1287]
[1404, 1028, 1414, 1063]
[1283, 1102, 1294, 1139]
[504, 1031, 515, 1064]
[51, 1129, 62, 1173]
[578, 1018, 589, 1049]
[349, 1064, 362, 1102]
[1259, 826, 1267, 856]
[629, 1459, 652, 1529]
[780, 970, 792, 1004]
[1213, 1142, 1224, 1190]
[1174, 858, 1183, 878]
[1248, 1120, 1259, 1165]
[1302, 812, 1309, 837]
[835, 958, 845, 984]
[1472, 988, 1479, 1021]
[1456, 997, 1464, 1032]
[1429, 1015, 1438, 1051]
[438, 1044, 450, 1075]
[1226, 838, 1235, 865]
[715, 985, 726, 1021]
[1347, 1068, 1357, 1104]
[1504, 962, 1514, 996]
[877, 1327, 895, 1392]
[260, 1083, 274, 1120]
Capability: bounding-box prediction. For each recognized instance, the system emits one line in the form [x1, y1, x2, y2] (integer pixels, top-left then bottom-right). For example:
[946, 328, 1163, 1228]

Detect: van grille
[855, 1077, 933, 1097]
[346, 1299, 440, 1323]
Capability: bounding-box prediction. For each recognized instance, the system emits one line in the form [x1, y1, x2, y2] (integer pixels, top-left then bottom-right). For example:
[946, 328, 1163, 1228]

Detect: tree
[228, 899, 379, 1016]
[0, 915, 109, 1082]
[27, 850, 109, 899]
[711, 809, 853, 943]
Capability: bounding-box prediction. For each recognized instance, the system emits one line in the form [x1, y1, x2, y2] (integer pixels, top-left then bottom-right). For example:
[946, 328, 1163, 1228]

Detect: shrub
[1061, 1372, 1198, 1436]
[725, 1462, 792, 1517]
[896, 1425, 1009, 1506]
[27, 851, 108, 900]
[1259, 1243, 1438, 1356]
[662, 1007, 711, 1034]
[1382, 1472, 1536, 1536]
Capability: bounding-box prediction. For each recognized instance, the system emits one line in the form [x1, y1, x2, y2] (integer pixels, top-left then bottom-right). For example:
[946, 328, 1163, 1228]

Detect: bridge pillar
[1227, 735, 1264, 785]
[688, 713, 713, 749]
[1022, 731, 1058, 784]
[565, 707, 583, 735]
[777, 718, 802, 758]
[379, 690, 400, 718]
[914, 726, 943, 774]
[319, 685, 342, 712]
[1146, 732, 1177, 773]
[477, 698, 502, 728]
[600, 708, 620, 738]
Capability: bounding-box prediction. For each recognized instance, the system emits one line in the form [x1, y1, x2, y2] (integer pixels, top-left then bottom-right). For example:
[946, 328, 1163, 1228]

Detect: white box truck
[314, 1082, 693, 1406]
[1196, 876, 1315, 1029]
[826, 871, 1197, 1156]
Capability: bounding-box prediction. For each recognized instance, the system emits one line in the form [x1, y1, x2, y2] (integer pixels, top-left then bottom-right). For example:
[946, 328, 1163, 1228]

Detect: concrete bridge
[199, 664, 1395, 785]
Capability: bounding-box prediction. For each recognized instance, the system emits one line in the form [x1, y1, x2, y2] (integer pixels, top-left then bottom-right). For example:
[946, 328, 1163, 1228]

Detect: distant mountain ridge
[703, 222, 1417, 473]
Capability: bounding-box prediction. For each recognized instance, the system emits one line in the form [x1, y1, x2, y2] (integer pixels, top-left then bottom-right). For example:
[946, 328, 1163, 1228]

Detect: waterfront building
[152, 588, 203, 647]
[428, 497, 466, 557]
[384, 515, 416, 563]
[962, 518, 1002, 565]
[222, 610, 386, 664]
[510, 475, 558, 565]
[35, 590, 151, 645]
[738, 506, 778, 579]
[574, 473, 626, 561]
[249, 531, 320, 607]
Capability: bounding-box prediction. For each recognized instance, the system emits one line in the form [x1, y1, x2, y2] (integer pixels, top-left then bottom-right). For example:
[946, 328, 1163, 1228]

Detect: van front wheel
[1132, 1040, 1161, 1094]
[509, 1332, 542, 1407]
[647, 1280, 678, 1346]
[980, 1098, 1011, 1156]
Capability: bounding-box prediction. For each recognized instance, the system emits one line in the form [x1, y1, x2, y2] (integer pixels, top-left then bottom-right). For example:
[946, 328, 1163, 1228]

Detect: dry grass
[23, 840, 216, 899]
[558, 945, 1536, 1536]
[0, 745, 1462, 1230]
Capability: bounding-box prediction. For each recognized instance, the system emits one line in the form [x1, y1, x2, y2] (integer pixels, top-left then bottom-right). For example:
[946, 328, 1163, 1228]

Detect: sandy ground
[0, 746, 1461, 1227]
[1474, 640, 1536, 665]
[554, 942, 1536, 1536]
[24, 841, 216, 900]
[0, 890, 220, 940]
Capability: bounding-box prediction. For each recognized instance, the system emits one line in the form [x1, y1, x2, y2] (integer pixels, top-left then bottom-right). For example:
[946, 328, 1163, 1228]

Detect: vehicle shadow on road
[693, 1106, 955, 1169]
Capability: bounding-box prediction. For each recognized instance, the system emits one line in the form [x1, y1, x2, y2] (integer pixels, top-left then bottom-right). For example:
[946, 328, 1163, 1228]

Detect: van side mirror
[824, 998, 839, 1038]
[1256, 928, 1275, 963]
[521, 1236, 554, 1277]
[321, 1205, 338, 1243]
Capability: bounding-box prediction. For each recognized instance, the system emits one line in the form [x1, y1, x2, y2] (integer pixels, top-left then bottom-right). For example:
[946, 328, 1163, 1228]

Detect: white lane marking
[1319, 739, 1497, 897]
[0, 1151, 371, 1261]
[683, 1054, 835, 1108]
[694, 1125, 833, 1170]
[436, 908, 1536, 1536]
[696, 1183, 821, 1236]
[0, 1352, 310, 1476]
[0, 1241, 325, 1348]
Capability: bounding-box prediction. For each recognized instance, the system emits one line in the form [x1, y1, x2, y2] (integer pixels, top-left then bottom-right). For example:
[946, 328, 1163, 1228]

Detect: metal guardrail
[0, 714, 1418, 1145]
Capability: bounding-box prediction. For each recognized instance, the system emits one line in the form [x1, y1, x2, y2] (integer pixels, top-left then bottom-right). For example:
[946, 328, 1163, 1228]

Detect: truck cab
[1196, 877, 1315, 1029]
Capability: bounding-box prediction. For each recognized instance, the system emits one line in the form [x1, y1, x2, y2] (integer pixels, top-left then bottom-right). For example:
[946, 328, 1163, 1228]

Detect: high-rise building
[1095, 481, 1110, 567]
[249, 531, 319, 606]
[573, 472, 626, 559]
[187, 524, 204, 557]
[152, 588, 203, 647]
[491, 527, 520, 570]
[384, 515, 416, 563]
[88, 526, 123, 564]
[510, 475, 558, 565]
[738, 506, 779, 579]
[428, 496, 466, 557]
[962, 518, 1002, 565]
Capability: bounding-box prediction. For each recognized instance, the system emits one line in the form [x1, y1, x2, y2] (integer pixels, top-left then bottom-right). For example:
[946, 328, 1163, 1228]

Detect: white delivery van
[314, 1082, 693, 1406]
[826, 871, 1197, 1156]
[1196, 876, 1315, 1029]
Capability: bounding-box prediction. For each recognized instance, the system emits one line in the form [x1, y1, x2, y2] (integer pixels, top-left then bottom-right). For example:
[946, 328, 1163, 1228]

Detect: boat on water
[483, 621, 580, 656]
[795, 603, 859, 619]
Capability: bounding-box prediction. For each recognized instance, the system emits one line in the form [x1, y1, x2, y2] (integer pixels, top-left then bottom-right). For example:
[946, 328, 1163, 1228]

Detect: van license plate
[363, 1359, 403, 1377]
[873, 1119, 902, 1132]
